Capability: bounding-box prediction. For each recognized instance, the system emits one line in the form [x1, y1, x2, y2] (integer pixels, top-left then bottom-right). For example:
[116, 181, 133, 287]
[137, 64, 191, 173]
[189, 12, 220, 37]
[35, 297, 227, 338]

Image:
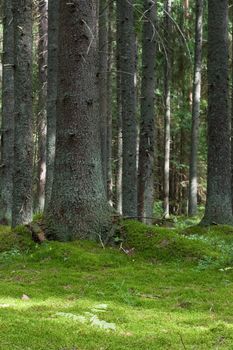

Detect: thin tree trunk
[46, 0, 111, 241]
[107, 0, 113, 205]
[231, 1, 233, 212]
[0, 0, 14, 224]
[44, 0, 59, 211]
[138, 0, 157, 224]
[118, 0, 137, 217]
[184, 0, 190, 18]
[188, 0, 203, 216]
[35, 0, 48, 213]
[99, 0, 108, 190]
[202, 0, 232, 225]
[156, 115, 163, 201]
[12, 0, 33, 227]
[114, 1, 123, 214]
[163, 0, 172, 219]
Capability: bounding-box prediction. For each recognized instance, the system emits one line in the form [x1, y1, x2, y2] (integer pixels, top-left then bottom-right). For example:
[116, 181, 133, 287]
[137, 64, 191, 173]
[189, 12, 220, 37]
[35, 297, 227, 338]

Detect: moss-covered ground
[1, 220, 233, 349]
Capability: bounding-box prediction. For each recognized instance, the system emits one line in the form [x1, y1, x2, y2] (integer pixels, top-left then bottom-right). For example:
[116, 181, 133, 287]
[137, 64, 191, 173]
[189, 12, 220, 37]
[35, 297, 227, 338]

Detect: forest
[1, 0, 233, 349]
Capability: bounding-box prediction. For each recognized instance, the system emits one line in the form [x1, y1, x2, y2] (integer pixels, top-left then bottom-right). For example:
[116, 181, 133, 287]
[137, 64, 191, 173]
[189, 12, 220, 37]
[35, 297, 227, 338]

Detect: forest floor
[1, 220, 233, 349]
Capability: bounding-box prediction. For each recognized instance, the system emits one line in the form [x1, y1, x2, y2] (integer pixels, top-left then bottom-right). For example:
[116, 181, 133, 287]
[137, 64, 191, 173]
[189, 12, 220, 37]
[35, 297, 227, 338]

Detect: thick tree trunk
[35, 0, 48, 213]
[0, 0, 14, 224]
[12, 0, 33, 227]
[44, 0, 59, 211]
[99, 0, 108, 190]
[118, 0, 137, 217]
[46, 0, 111, 241]
[163, 0, 172, 219]
[138, 0, 156, 224]
[188, 0, 203, 216]
[202, 0, 232, 225]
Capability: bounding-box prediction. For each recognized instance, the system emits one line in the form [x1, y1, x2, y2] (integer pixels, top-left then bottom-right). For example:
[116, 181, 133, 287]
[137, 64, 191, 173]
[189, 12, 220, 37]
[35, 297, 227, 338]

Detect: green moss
[1, 230, 233, 349]
[183, 224, 233, 238]
[122, 220, 219, 262]
[0, 222, 233, 349]
[0, 225, 35, 253]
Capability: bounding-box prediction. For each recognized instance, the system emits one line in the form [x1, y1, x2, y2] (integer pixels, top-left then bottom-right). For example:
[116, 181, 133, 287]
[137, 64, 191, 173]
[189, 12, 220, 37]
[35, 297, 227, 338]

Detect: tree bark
[188, 0, 203, 216]
[138, 0, 157, 224]
[12, 0, 33, 227]
[99, 0, 108, 190]
[35, 0, 48, 213]
[118, 0, 137, 217]
[0, 0, 14, 224]
[163, 0, 172, 219]
[201, 0, 232, 225]
[44, 0, 59, 211]
[107, 0, 113, 205]
[45, 0, 111, 241]
[232, 3, 233, 212]
[113, 0, 123, 214]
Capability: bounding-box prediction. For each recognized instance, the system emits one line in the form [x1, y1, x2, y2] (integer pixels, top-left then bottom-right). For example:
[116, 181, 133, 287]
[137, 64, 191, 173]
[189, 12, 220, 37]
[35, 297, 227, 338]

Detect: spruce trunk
[118, 0, 137, 217]
[202, 0, 232, 225]
[46, 0, 111, 241]
[138, 0, 157, 224]
[12, 0, 33, 227]
[113, 1, 123, 214]
[0, 0, 14, 224]
[44, 0, 59, 211]
[106, 1, 113, 205]
[99, 0, 108, 191]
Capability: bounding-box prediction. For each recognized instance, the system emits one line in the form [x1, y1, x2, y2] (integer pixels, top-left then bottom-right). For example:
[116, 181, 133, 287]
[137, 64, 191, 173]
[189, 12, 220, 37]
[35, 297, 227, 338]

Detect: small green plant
[153, 200, 163, 218]
[0, 248, 21, 262]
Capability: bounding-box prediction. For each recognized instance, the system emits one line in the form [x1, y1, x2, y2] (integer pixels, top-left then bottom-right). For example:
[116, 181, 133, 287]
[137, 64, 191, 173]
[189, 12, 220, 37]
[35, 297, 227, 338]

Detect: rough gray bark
[118, 0, 137, 217]
[163, 0, 172, 219]
[138, 0, 156, 224]
[99, 0, 108, 191]
[201, 0, 232, 225]
[35, 0, 48, 213]
[46, 0, 111, 241]
[107, 0, 113, 204]
[114, 0, 123, 214]
[232, 4, 233, 211]
[0, 0, 14, 224]
[12, 0, 33, 227]
[44, 0, 58, 211]
[188, 0, 203, 217]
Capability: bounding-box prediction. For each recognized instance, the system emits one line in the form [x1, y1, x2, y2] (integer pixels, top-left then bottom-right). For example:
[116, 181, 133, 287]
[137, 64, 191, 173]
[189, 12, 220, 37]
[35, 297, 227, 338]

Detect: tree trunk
[45, 0, 111, 241]
[0, 0, 14, 224]
[107, 0, 113, 205]
[138, 0, 157, 224]
[35, 0, 48, 213]
[163, 0, 172, 219]
[12, 0, 33, 227]
[188, 0, 203, 216]
[232, 3, 233, 211]
[118, 0, 137, 217]
[44, 0, 59, 211]
[202, 0, 232, 225]
[113, 1, 123, 214]
[99, 0, 108, 190]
